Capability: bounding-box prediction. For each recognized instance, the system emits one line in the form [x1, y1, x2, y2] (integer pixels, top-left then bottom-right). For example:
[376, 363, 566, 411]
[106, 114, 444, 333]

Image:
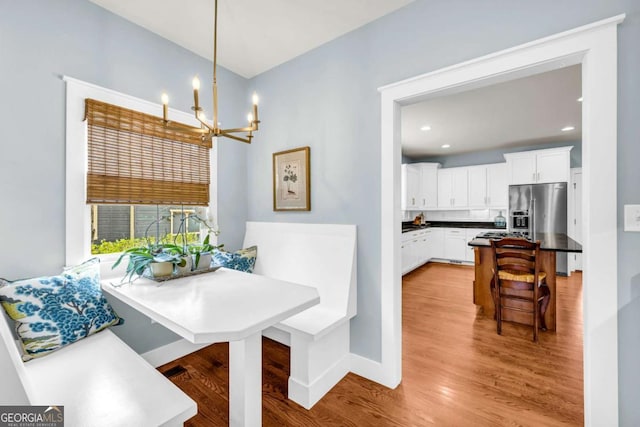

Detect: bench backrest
[243, 222, 357, 318]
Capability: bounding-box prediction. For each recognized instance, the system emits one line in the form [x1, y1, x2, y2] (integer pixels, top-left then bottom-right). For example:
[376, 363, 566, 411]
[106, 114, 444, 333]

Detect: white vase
[192, 252, 212, 271]
[175, 256, 193, 276]
[149, 261, 173, 278]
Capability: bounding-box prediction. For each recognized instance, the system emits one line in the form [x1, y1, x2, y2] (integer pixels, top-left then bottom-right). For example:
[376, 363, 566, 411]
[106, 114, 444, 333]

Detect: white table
[102, 267, 320, 427]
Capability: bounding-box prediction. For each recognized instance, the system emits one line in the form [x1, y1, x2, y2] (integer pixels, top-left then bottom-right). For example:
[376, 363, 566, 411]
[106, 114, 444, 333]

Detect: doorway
[377, 15, 623, 425]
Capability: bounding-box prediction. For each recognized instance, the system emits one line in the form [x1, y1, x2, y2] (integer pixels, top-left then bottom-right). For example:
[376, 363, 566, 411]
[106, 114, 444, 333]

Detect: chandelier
[161, 0, 259, 144]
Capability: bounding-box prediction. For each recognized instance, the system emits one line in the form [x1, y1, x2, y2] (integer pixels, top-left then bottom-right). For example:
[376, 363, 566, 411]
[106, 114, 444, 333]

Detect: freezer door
[532, 182, 568, 275]
[531, 183, 567, 234]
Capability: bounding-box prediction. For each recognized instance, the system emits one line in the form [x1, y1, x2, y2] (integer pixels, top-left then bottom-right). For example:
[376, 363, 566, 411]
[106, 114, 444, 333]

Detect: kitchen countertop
[402, 221, 507, 233]
[468, 232, 583, 253]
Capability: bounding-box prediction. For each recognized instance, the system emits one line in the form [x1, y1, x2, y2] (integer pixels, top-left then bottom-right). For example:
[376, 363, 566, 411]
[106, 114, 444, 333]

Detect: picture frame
[273, 146, 310, 211]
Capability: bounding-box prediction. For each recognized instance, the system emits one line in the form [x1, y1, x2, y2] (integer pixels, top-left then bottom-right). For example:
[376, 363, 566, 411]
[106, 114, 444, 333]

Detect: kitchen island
[468, 233, 582, 331]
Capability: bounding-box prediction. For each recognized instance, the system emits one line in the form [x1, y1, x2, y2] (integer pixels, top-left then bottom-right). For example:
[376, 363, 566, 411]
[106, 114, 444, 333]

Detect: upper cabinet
[504, 146, 572, 185]
[467, 163, 507, 209]
[402, 163, 439, 211]
[437, 167, 468, 208]
[401, 164, 420, 210]
[418, 163, 439, 209]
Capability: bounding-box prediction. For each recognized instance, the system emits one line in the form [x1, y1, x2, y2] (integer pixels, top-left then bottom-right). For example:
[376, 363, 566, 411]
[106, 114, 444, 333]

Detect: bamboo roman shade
[85, 99, 211, 206]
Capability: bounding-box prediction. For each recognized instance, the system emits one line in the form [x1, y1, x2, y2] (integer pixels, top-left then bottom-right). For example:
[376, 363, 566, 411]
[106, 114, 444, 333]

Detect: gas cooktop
[478, 231, 530, 240]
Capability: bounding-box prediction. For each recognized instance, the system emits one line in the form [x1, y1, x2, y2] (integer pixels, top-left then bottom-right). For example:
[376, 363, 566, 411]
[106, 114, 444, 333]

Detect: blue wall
[1, 0, 639, 423]
[0, 0, 249, 353]
[408, 140, 582, 168]
[245, 1, 639, 423]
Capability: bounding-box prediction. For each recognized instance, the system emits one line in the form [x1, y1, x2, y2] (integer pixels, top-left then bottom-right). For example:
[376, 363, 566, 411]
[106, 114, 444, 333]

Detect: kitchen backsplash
[403, 209, 506, 222]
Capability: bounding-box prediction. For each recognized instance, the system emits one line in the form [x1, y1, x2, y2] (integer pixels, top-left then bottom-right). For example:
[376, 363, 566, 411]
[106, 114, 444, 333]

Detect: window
[64, 77, 218, 266]
[90, 204, 203, 255]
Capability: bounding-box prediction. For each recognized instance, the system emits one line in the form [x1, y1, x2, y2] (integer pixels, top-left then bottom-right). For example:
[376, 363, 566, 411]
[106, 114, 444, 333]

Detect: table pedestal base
[229, 332, 262, 427]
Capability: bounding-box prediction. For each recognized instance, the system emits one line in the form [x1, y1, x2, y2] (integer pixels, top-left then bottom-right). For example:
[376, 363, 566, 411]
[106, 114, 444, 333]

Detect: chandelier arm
[221, 124, 258, 134]
[197, 117, 215, 132]
[220, 132, 253, 144]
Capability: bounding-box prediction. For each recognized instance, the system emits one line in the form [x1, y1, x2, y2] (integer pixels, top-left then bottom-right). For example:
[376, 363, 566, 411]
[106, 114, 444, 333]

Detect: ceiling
[401, 65, 582, 159]
[89, 0, 413, 78]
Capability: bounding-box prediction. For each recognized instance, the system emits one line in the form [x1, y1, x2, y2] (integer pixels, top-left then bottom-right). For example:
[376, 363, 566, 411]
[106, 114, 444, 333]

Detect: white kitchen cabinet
[467, 166, 487, 208]
[401, 229, 430, 275]
[467, 163, 509, 209]
[438, 168, 468, 208]
[428, 228, 445, 259]
[486, 163, 507, 207]
[418, 163, 439, 209]
[468, 164, 507, 208]
[444, 229, 467, 261]
[505, 147, 572, 185]
[401, 164, 420, 210]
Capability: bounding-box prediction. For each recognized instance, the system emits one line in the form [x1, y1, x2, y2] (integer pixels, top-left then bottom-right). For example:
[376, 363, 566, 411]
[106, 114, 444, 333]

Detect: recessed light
[441, 144, 451, 149]
[561, 126, 575, 132]
[420, 125, 431, 131]
[577, 97, 583, 102]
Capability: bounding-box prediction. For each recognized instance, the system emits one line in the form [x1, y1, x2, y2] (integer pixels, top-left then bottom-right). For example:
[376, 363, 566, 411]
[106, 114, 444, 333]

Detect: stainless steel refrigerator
[508, 182, 568, 275]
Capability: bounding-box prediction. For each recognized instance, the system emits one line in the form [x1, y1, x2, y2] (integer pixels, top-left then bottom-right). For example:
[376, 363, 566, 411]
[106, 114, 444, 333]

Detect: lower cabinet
[427, 228, 445, 259]
[444, 229, 467, 261]
[402, 227, 496, 274]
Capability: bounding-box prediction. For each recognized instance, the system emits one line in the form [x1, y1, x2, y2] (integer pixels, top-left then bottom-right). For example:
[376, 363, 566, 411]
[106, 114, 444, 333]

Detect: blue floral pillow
[0, 258, 123, 361]
[212, 246, 258, 273]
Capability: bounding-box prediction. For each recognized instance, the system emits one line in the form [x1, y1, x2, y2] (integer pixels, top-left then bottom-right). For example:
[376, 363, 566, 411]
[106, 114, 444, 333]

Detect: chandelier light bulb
[247, 113, 253, 123]
[192, 76, 201, 90]
[161, 93, 169, 105]
[252, 92, 259, 105]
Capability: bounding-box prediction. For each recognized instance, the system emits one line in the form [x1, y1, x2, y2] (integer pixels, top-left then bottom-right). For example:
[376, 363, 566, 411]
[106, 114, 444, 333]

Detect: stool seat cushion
[498, 270, 547, 284]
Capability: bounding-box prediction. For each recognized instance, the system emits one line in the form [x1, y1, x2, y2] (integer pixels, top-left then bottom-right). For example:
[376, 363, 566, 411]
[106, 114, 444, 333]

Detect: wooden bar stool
[490, 238, 550, 342]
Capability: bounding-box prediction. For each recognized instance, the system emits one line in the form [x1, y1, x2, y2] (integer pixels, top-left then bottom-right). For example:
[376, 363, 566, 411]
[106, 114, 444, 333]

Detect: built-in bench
[243, 221, 357, 409]
[0, 305, 197, 426]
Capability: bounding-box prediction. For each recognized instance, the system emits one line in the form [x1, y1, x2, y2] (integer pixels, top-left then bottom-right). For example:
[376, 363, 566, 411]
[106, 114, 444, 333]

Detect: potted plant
[113, 245, 179, 282]
[189, 235, 224, 271]
[161, 243, 192, 275]
[112, 215, 183, 282]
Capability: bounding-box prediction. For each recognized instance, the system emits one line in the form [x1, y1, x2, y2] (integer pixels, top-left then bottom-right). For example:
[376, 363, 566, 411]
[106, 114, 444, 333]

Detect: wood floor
[159, 263, 583, 426]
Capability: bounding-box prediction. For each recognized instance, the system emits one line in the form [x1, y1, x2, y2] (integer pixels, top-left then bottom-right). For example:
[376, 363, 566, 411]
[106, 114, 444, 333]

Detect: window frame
[64, 76, 218, 269]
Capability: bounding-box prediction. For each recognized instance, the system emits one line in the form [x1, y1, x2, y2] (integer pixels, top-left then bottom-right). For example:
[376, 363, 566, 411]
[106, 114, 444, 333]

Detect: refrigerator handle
[529, 198, 535, 237]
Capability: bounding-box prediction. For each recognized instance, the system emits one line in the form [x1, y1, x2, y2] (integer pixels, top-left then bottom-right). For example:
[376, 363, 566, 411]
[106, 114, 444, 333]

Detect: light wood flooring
[159, 263, 583, 426]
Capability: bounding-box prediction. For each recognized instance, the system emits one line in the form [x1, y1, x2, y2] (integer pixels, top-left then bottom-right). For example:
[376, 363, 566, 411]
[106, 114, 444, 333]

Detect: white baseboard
[288, 353, 350, 409]
[141, 339, 209, 368]
[349, 353, 398, 389]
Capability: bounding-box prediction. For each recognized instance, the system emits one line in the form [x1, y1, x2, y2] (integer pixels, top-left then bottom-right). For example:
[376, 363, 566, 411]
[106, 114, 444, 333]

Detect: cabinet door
[401, 239, 411, 274]
[401, 164, 420, 210]
[507, 153, 536, 185]
[467, 166, 487, 208]
[418, 231, 429, 264]
[451, 168, 468, 207]
[444, 229, 467, 261]
[419, 165, 438, 209]
[536, 151, 570, 183]
[437, 169, 453, 208]
[486, 163, 507, 207]
[430, 228, 445, 259]
[424, 230, 433, 261]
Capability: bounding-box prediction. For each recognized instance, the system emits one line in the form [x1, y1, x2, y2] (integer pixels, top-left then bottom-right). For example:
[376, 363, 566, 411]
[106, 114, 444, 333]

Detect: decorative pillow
[212, 246, 258, 273]
[0, 258, 123, 361]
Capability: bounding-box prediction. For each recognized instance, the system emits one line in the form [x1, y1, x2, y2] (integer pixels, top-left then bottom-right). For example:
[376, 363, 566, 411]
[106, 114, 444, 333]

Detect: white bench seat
[276, 305, 347, 340]
[243, 221, 357, 410]
[1, 310, 197, 426]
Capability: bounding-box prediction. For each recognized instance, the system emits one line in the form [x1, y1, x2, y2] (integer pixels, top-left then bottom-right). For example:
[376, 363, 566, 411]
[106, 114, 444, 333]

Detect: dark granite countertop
[468, 232, 583, 253]
[402, 221, 506, 233]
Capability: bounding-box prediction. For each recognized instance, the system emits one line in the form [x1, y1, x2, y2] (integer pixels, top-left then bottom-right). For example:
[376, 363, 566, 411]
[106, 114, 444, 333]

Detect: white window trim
[63, 76, 218, 274]
[371, 14, 624, 427]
